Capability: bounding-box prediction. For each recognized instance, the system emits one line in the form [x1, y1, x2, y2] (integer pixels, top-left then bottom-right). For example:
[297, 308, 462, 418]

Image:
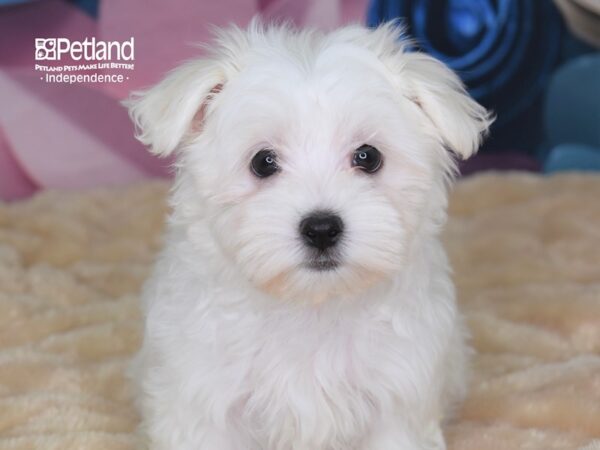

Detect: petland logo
[34, 37, 135, 84]
[35, 37, 134, 61]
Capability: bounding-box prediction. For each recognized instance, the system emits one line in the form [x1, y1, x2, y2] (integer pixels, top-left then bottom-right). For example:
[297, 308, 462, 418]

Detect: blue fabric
[539, 54, 600, 172]
[544, 144, 600, 173]
[0, 0, 31, 5]
[367, 0, 563, 135]
[68, 0, 99, 17]
[544, 54, 600, 150]
[0, 0, 98, 16]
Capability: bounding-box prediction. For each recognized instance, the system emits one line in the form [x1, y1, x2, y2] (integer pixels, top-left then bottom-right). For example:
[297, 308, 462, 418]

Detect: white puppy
[126, 20, 491, 450]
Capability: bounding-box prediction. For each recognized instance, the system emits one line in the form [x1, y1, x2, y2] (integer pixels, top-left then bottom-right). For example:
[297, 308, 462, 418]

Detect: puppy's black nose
[300, 212, 344, 251]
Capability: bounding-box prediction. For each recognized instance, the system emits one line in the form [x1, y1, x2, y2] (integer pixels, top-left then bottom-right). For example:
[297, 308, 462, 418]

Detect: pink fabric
[0, 1, 98, 69]
[0, 125, 37, 200]
[98, 0, 257, 97]
[0, 0, 368, 201]
[0, 69, 169, 190]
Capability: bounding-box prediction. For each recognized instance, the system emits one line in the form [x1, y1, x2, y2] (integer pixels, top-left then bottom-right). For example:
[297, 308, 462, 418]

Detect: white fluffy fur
[126, 21, 492, 450]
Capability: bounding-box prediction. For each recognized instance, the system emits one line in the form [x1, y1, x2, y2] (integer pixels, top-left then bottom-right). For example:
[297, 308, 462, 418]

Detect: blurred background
[1, 0, 599, 201]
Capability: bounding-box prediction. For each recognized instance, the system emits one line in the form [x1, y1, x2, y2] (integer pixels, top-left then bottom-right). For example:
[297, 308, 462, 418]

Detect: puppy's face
[198, 50, 432, 301]
[128, 23, 491, 302]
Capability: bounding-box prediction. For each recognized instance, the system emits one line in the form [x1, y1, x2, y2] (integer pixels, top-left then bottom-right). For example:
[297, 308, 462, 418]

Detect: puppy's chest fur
[197, 299, 435, 448]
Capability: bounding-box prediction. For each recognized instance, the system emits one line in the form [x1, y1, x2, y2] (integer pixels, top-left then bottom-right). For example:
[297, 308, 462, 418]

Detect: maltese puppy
[126, 20, 491, 450]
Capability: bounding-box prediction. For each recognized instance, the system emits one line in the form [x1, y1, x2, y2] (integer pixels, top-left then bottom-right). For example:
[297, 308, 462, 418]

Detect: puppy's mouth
[304, 254, 340, 272]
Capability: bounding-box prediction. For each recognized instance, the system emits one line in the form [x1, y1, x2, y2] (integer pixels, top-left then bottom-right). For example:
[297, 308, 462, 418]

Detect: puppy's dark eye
[251, 149, 279, 178]
[352, 145, 383, 173]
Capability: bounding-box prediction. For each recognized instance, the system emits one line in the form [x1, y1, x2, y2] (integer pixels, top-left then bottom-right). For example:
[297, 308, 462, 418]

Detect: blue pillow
[544, 143, 600, 173]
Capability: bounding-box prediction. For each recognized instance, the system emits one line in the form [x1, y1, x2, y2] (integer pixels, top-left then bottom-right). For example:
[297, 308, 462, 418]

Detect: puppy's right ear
[124, 59, 224, 157]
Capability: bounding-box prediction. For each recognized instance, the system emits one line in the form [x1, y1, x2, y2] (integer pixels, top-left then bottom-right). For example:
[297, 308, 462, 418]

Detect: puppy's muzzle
[299, 212, 344, 251]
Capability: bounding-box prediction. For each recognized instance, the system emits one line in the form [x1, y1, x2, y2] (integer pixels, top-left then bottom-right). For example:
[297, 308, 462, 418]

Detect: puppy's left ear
[402, 52, 494, 159]
[123, 59, 224, 157]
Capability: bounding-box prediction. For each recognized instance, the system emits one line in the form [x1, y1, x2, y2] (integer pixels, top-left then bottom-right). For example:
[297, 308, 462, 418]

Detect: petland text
[35, 37, 134, 61]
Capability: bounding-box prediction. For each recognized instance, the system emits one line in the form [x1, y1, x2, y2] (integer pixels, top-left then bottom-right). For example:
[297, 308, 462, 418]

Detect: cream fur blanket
[1, 173, 599, 450]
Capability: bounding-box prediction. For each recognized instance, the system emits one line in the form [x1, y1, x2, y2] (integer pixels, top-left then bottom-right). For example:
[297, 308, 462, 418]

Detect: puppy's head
[126, 21, 492, 302]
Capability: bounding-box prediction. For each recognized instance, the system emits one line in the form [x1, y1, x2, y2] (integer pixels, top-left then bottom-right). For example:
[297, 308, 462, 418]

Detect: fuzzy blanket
[0, 173, 599, 450]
